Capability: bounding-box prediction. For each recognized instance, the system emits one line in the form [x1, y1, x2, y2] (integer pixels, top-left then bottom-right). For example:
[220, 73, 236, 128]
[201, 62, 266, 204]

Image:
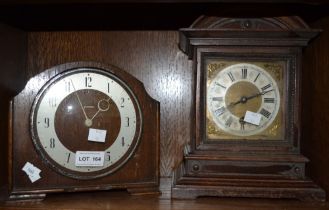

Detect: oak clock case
[172, 16, 326, 201]
[8, 62, 160, 201]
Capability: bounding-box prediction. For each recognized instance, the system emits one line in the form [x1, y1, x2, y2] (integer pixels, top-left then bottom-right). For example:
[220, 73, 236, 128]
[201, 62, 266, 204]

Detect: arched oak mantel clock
[8, 61, 160, 201]
[172, 16, 326, 201]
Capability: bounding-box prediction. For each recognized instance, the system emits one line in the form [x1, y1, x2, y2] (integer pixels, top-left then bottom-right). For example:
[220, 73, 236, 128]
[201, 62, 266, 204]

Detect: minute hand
[70, 79, 89, 121]
[245, 89, 274, 101]
[228, 89, 274, 108]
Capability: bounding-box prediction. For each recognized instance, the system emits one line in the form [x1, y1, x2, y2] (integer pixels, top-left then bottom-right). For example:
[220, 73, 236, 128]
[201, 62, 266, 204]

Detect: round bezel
[30, 67, 142, 180]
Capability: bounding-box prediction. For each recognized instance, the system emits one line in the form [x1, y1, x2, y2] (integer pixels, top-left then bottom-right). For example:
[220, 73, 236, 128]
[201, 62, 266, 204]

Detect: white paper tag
[29, 173, 41, 183]
[88, 128, 107, 143]
[244, 110, 262, 126]
[22, 162, 41, 183]
[75, 151, 105, 167]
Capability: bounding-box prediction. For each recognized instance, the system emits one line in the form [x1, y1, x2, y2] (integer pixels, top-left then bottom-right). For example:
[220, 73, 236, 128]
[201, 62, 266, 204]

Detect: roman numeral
[212, 97, 223, 102]
[261, 84, 272, 92]
[214, 107, 226, 117]
[227, 72, 235, 82]
[260, 108, 271, 118]
[241, 68, 247, 79]
[254, 72, 260, 82]
[225, 116, 233, 127]
[264, 98, 275, 103]
[215, 82, 226, 89]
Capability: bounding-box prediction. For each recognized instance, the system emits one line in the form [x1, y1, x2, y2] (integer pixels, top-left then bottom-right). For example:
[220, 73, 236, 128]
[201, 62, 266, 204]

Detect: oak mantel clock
[8, 62, 159, 201]
[172, 16, 326, 201]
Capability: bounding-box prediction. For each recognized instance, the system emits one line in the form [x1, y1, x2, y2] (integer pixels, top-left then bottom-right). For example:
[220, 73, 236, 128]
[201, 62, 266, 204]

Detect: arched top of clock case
[18, 61, 155, 104]
[179, 16, 321, 59]
[189, 16, 310, 31]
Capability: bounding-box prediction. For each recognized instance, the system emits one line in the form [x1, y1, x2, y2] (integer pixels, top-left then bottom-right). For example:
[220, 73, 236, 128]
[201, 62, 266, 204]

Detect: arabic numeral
[122, 137, 125, 146]
[48, 97, 57, 107]
[121, 97, 125, 108]
[85, 74, 92, 87]
[66, 153, 71, 163]
[50, 138, 55, 149]
[65, 81, 71, 92]
[44, 117, 50, 128]
[126, 117, 130, 127]
[106, 152, 111, 161]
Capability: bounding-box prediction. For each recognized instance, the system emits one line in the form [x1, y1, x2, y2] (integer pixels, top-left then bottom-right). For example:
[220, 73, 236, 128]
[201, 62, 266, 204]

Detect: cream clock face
[207, 63, 280, 137]
[31, 68, 142, 179]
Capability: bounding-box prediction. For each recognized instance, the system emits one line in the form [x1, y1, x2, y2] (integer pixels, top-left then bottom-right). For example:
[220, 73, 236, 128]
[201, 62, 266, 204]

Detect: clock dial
[207, 62, 282, 138]
[31, 68, 142, 179]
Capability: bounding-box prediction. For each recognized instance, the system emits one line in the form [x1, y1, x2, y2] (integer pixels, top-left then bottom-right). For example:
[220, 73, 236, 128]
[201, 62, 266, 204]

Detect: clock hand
[70, 79, 92, 127]
[245, 89, 274, 101]
[227, 89, 274, 108]
[239, 116, 245, 130]
[90, 98, 111, 121]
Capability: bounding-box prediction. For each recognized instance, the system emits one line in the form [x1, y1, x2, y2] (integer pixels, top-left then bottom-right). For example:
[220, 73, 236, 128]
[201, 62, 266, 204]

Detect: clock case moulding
[7, 61, 160, 201]
[172, 16, 326, 201]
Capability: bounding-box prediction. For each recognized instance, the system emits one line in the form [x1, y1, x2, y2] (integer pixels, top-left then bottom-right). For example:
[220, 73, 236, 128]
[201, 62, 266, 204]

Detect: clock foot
[7, 193, 46, 202]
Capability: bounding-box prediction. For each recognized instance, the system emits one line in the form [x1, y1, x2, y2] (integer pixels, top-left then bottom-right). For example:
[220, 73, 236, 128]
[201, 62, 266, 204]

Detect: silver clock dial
[207, 63, 280, 136]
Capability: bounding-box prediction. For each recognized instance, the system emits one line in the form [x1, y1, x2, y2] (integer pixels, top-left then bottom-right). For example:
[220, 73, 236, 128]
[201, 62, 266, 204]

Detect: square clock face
[205, 59, 286, 141]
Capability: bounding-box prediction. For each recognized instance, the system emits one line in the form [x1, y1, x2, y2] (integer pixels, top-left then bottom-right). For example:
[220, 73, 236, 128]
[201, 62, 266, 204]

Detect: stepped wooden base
[172, 176, 325, 201]
[7, 185, 160, 202]
[172, 156, 326, 201]
[8, 193, 46, 202]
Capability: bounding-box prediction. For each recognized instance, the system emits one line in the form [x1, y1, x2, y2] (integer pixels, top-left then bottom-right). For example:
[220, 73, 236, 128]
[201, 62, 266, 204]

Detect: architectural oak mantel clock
[172, 16, 326, 201]
[7, 62, 159, 201]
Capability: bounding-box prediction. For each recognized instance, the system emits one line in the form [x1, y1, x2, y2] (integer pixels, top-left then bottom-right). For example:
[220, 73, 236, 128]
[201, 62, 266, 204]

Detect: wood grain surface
[2, 190, 329, 210]
[0, 23, 26, 199]
[27, 31, 192, 177]
[302, 16, 329, 199]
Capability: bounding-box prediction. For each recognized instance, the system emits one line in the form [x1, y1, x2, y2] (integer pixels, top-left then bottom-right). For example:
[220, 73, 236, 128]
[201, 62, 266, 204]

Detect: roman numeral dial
[207, 62, 281, 137]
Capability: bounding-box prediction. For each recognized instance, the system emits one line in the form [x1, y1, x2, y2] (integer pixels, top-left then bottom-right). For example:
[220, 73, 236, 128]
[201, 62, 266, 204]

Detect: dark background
[0, 0, 329, 200]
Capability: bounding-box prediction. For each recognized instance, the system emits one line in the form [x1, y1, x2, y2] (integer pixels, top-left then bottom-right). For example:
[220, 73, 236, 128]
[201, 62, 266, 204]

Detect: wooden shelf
[1, 190, 329, 210]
